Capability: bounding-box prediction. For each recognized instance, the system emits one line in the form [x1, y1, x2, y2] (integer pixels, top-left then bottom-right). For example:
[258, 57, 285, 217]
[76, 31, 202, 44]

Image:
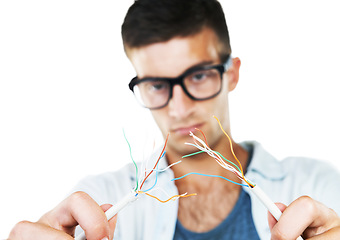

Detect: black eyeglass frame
[128, 55, 232, 110]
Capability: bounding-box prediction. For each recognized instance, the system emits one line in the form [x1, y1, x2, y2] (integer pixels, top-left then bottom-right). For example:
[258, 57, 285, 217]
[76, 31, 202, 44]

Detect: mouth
[172, 123, 204, 136]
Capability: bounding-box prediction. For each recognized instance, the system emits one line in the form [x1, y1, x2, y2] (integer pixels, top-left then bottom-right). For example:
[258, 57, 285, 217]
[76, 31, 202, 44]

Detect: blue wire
[142, 151, 166, 192]
[171, 172, 249, 187]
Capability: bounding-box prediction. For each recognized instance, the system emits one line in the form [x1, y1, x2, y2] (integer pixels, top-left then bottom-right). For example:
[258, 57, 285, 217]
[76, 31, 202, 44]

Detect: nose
[168, 85, 195, 119]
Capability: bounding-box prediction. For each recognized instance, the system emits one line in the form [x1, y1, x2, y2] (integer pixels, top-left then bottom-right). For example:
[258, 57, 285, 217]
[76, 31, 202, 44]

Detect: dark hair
[121, 0, 231, 61]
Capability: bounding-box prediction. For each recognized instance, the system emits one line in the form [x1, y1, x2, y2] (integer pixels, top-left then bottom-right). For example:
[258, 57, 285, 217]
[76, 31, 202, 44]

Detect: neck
[166, 132, 250, 232]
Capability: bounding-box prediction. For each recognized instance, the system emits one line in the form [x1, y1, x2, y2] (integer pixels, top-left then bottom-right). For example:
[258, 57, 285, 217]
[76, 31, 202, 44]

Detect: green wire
[182, 151, 204, 158]
[123, 129, 139, 191]
[214, 151, 242, 173]
[182, 150, 242, 173]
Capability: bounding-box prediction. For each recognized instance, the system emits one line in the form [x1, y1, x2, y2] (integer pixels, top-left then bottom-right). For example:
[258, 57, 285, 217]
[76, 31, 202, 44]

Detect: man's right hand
[8, 191, 117, 240]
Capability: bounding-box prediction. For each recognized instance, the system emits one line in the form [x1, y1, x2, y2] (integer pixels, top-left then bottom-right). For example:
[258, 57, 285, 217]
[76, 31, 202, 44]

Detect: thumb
[101, 204, 118, 240]
[267, 202, 287, 231]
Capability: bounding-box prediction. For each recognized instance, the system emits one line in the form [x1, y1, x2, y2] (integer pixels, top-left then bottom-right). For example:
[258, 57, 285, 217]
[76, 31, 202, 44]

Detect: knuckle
[328, 208, 340, 226]
[9, 220, 33, 239]
[271, 228, 286, 240]
[69, 191, 92, 205]
[329, 207, 338, 218]
[295, 195, 316, 216]
[67, 192, 109, 237]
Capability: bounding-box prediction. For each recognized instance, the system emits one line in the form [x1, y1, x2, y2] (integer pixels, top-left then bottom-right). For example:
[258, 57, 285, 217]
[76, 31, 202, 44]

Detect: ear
[225, 57, 241, 92]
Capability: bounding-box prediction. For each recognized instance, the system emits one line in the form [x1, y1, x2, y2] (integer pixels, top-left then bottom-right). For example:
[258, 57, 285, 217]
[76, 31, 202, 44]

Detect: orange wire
[140, 133, 170, 189]
[213, 115, 254, 187]
[195, 128, 210, 148]
[138, 191, 197, 203]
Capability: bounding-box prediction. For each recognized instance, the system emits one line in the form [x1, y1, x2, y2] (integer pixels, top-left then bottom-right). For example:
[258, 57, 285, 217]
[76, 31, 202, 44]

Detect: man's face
[128, 28, 238, 156]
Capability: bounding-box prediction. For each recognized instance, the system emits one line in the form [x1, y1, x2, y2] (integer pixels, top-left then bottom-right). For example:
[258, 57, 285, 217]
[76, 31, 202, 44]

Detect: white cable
[250, 185, 304, 240]
[189, 131, 303, 239]
[74, 190, 139, 240]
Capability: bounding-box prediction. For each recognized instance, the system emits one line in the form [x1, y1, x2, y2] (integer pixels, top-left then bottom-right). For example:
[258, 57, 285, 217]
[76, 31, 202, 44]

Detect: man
[9, 0, 340, 239]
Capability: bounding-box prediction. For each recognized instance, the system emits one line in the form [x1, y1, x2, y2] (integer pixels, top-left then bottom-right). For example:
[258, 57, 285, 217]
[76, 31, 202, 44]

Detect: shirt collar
[242, 141, 288, 183]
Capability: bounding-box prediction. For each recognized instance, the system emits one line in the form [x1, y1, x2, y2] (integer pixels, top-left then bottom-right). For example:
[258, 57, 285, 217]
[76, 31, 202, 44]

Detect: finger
[303, 206, 340, 239]
[108, 215, 118, 240]
[270, 196, 339, 240]
[39, 191, 110, 240]
[100, 204, 118, 240]
[9, 220, 73, 240]
[308, 226, 340, 240]
[271, 196, 316, 240]
[267, 203, 287, 230]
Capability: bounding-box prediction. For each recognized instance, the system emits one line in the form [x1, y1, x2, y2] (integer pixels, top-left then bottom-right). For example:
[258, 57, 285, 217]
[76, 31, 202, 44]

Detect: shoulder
[244, 141, 340, 213]
[243, 141, 340, 182]
[281, 155, 339, 179]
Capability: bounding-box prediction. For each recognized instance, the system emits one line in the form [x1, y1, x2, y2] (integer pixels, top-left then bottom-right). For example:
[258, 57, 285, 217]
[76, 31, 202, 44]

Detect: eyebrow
[140, 60, 216, 79]
[186, 60, 215, 70]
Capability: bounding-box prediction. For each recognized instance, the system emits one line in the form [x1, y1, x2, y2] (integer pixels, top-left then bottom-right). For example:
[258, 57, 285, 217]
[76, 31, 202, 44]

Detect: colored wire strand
[123, 129, 139, 191]
[185, 138, 243, 179]
[140, 133, 170, 189]
[145, 160, 182, 173]
[175, 116, 255, 187]
[196, 128, 209, 147]
[171, 172, 249, 187]
[194, 127, 242, 173]
[138, 191, 197, 203]
[182, 150, 242, 174]
[124, 131, 197, 202]
[191, 126, 243, 178]
[142, 159, 182, 192]
[141, 153, 162, 192]
[213, 115, 254, 187]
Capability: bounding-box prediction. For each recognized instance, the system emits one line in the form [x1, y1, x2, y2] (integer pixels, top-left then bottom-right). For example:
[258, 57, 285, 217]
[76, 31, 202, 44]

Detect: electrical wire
[213, 115, 254, 187]
[123, 129, 139, 191]
[171, 172, 249, 187]
[194, 128, 243, 174]
[144, 160, 182, 173]
[183, 150, 242, 174]
[139, 133, 170, 189]
[185, 137, 244, 180]
[123, 131, 196, 203]
[141, 153, 161, 193]
[172, 116, 255, 188]
[189, 126, 244, 180]
[138, 191, 197, 203]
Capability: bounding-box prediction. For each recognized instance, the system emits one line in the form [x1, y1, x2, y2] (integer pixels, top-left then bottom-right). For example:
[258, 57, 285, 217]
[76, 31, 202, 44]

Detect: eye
[192, 72, 208, 82]
[147, 81, 169, 92]
[188, 69, 216, 83]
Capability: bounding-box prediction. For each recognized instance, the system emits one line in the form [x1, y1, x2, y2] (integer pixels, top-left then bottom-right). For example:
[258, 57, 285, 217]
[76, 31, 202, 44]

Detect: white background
[1, 1, 339, 238]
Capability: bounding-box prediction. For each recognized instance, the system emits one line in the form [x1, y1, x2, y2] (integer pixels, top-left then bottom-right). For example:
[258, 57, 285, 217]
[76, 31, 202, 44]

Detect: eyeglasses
[128, 56, 232, 110]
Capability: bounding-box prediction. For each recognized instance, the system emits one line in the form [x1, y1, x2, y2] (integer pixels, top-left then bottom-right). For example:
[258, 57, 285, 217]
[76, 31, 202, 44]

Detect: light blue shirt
[72, 141, 340, 239]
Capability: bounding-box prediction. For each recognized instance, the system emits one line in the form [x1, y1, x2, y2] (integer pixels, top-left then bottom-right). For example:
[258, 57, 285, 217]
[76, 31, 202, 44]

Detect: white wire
[184, 140, 244, 181]
[250, 185, 304, 240]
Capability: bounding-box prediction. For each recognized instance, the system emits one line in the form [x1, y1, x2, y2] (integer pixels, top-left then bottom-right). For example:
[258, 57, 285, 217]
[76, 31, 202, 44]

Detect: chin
[167, 137, 198, 157]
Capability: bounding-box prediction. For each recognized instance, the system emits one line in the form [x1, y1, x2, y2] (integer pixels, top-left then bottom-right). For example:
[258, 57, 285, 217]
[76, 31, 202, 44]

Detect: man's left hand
[268, 196, 340, 239]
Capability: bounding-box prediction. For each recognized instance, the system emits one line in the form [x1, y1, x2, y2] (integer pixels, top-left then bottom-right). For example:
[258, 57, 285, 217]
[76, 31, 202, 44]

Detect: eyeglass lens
[133, 67, 222, 109]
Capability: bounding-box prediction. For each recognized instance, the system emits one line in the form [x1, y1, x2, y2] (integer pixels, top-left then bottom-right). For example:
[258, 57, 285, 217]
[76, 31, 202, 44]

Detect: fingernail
[101, 237, 108, 240]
